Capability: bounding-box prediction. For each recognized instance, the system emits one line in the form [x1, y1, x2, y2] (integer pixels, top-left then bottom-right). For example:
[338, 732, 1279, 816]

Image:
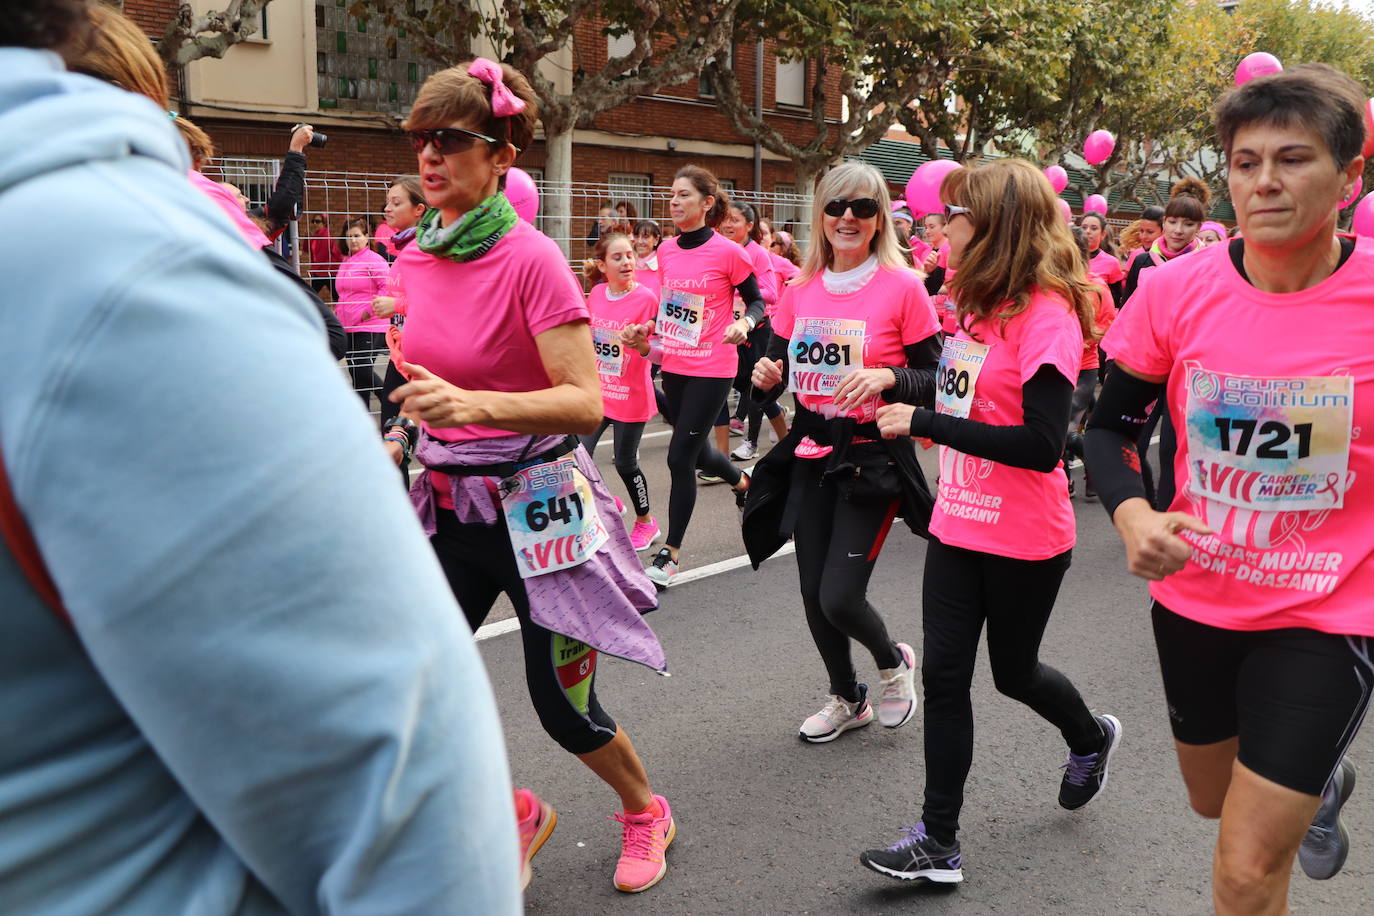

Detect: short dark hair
[1216, 63, 1368, 169]
[0, 0, 89, 50]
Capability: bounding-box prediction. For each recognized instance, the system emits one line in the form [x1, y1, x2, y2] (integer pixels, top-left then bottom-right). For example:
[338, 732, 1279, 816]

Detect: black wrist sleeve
[735, 275, 766, 325]
[885, 334, 941, 406]
[1084, 364, 1164, 518]
[908, 364, 1072, 471]
[751, 330, 790, 405]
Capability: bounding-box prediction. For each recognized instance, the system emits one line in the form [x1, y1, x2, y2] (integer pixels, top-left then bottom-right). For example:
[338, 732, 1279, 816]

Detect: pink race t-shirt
[743, 239, 779, 308]
[1089, 248, 1125, 286]
[395, 220, 588, 444]
[1102, 241, 1374, 637]
[909, 236, 933, 267]
[770, 252, 800, 285]
[929, 290, 1083, 560]
[1081, 282, 1114, 371]
[635, 253, 661, 297]
[655, 231, 755, 378]
[588, 282, 658, 423]
[772, 266, 938, 424]
[334, 247, 390, 332]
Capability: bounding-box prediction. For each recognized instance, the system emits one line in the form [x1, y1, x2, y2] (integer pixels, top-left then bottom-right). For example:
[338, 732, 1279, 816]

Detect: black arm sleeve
[1084, 364, 1164, 518]
[908, 364, 1073, 472]
[923, 266, 946, 298]
[266, 152, 307, 228]
[263, 247, 347, 360]
[884, 333, 942, 406]
[734, 275, 766, 325]
[1122, 255, 1146, 304]
[1108, 279, 1124, 309]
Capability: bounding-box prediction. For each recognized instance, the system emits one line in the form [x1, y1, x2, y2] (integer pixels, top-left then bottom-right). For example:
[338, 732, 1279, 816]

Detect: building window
[336, 31, 346, 53]
[608, 172, 653, 221]
[368, 57, 378, 79]
[776, 57, 805, 108]
[718, 177, 737, 195]
[389, 82, 398, 103]
[699, 44, 734, 98]
[407, 62, 418, 83]
[773, 183, 802, 235]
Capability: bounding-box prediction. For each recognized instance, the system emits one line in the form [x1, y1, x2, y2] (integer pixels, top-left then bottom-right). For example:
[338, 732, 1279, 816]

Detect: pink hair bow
[467, 58, 526, 118]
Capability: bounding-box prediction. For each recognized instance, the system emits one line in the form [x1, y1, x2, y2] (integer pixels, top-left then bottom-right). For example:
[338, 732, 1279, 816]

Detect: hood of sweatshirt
[0, 48, 188, 196]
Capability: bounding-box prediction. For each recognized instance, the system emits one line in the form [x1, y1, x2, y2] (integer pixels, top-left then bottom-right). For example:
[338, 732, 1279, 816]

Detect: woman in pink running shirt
[746, 161, 937, 746]
[859, 159, 1120, 885]
[621, 165, 763, 587]
[1086, 65, 1373, 912]
[334, 217, 390, 409]
[388, 59, 675, 896]
[579, 231, 661, 552]
[1123, 179, 1209, 302]
[1079, 212, 1125, 306]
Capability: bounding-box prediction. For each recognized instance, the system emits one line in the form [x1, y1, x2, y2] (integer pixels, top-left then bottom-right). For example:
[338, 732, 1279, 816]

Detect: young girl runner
[580, 232, 661, 552]
[862, 159, 1121, 885]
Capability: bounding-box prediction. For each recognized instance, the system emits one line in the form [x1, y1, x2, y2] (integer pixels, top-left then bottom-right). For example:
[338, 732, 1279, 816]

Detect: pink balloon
[1363, 99, 1374, 159]
[1057, 198, 1072, 223]
[905, 159, 962, 213]
[1083, 130, 1115, 166]
[1083, 194, 1108, 215]
[504, 167, 539, 223]
[1342, 176, 1363, 210]
[1044, 165, 1069, 195]
[1353, 194, 1374, 237]
[1235, 52, 1282, 87]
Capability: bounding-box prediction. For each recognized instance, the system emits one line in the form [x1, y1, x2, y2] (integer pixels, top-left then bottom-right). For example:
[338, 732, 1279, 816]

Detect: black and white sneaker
[1300, 756, 1357, 880]
[1059, 714, 1122, 810]
[859, 822, 963, 883]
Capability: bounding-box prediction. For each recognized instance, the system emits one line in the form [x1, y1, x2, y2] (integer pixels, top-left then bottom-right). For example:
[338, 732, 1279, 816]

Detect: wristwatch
[743, 315, 758, 331]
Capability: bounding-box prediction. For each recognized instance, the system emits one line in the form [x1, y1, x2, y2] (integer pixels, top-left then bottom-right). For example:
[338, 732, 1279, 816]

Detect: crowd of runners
[3, 3, 1372, 914]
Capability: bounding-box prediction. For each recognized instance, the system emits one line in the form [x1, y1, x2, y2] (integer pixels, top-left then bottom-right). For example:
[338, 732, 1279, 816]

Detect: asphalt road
[478, 436, 1373, 915]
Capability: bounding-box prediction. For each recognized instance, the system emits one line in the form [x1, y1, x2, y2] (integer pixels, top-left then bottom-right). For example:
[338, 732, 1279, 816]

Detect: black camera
[291, 123, 328, 148]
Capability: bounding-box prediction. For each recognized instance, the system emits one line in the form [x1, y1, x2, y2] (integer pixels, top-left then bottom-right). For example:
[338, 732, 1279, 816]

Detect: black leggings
[660, 372, 740, 548]
[430, 508, 618, 755]
[792, 457, 903, 700]
[345, 331, 386, 410]
[581, 419, 650, 517]
[920, 538, 1103, 842]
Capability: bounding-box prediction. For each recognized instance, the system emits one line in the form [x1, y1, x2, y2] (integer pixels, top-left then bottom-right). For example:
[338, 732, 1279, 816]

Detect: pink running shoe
[612, 795, 676, 893]
[515, 788, 557, 891]
[629, 517, 661, 551]
[613, 496, 626, 515]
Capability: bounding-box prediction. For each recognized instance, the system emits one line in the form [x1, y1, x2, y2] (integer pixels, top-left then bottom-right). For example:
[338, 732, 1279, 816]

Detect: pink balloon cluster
[905, 159, 962, 214]
[1235, 52, 1282, 87]
[1083, 130, 1115, 166]
[504, 167, 539, 223]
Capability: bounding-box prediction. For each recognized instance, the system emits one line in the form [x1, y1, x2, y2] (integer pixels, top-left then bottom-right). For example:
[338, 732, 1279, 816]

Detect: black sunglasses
[406, 127, 501, 155]
[823, 197, 881, 219]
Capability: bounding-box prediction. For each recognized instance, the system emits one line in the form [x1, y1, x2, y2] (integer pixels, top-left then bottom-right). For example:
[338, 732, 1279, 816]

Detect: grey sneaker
[730, 440, 757, 461]
[859, 822, 963, 883]
[1300, 757, 1356, 880]
[876, 642, 918, 728]
[799, 685, 873, 743]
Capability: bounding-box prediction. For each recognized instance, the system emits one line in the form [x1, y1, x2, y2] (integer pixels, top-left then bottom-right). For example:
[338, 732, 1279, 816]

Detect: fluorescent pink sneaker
[613, 496, 626, 515]
[515, 788, 557, 891]
[612, 795, 676, 893]
[629, 517, 661, 551]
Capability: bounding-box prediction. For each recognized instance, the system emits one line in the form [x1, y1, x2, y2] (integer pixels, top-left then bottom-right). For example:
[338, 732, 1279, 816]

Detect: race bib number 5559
[1184, 364, 1352, 512]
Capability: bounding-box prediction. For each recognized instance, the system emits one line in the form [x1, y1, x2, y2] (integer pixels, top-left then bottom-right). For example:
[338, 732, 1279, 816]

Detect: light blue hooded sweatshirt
[0, 49, 520, 914]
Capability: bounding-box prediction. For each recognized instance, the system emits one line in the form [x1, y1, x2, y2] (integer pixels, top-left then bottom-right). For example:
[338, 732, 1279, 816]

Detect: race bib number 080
[657, 288, 705, 347]
[934, 337, 991, 419]
[789, 317, 866, 396]
[499, 455, 609, 579]
[1184, 364, 1352, 512]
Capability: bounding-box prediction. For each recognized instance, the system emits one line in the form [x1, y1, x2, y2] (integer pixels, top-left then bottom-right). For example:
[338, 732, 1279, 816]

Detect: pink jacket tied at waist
[411, 433, 665, 672]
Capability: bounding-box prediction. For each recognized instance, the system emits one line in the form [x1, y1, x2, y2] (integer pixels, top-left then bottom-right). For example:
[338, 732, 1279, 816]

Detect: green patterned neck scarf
[415, 193, 519, 262]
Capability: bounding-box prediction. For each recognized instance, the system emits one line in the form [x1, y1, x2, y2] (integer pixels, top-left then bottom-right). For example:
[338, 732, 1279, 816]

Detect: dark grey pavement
[479, 461, 1373, 915]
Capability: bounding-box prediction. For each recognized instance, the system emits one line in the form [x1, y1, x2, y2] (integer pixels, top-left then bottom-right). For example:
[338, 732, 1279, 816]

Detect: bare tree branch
[159, 0, 276, 68]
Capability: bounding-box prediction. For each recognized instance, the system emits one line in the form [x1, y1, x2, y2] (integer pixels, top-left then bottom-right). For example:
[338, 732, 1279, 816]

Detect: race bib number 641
[1184, 363, 1353, 512]
[499, 456, 609, 579]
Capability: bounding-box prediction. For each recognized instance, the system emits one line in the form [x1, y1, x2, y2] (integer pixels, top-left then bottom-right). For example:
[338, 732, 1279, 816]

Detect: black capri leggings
[430, 508, 618, 755]
[581, 419, 650, 517]
[791, 455, 904, 700]
[660, 371, 741, 548]
[920, 538, 1103, 842]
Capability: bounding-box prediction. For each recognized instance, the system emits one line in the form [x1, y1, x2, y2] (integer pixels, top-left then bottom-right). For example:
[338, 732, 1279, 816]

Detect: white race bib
[657, 288, 705, 347]
[499, 456, 609, 579]
[934, 337, 991, 419]
[789, 317, 866, 396]
[1184, 363, 1352, 512]
[592, 326, 625, 377]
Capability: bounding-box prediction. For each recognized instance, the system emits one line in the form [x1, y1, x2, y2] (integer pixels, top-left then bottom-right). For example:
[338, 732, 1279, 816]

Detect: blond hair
[942, 159, 1100, 344]
[795, 162, 917, 285]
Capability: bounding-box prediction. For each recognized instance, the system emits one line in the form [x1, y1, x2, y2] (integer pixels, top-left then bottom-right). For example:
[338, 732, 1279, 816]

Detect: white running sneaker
[799, 686, 873, 743]
[877, 642, 919, 728]
[731, 440, 757, 461]
[644, 548, 678, 589]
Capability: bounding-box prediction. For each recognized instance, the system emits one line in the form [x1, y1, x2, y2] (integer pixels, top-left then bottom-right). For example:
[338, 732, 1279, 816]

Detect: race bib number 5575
[1184, 363, 1353, 512]
[657, 288, 705, 347]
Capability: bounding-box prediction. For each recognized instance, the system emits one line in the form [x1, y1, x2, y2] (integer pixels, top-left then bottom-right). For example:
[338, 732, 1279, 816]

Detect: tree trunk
[544, 128, 574, 258]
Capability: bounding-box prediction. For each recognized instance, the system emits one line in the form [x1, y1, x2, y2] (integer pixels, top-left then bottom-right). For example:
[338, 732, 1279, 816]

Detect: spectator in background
[587, 202, 616, 246]
[307, 212, 340, 299]
[336, 216, 391, 408]
[615, 199, 640, 221]
[1, 4, 521, 912]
